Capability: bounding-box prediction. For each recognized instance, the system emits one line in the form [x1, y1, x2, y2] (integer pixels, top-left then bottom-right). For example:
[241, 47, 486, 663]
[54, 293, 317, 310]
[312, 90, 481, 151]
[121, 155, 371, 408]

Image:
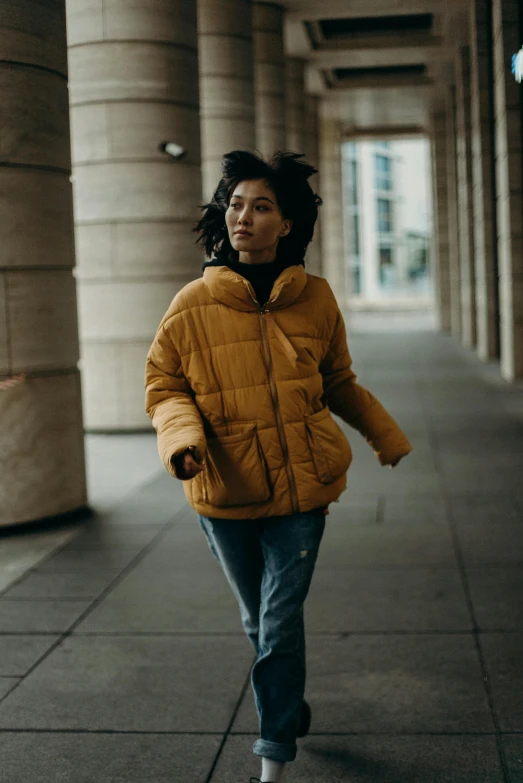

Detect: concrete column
[455, 46, 477, 347]
[304, 94, 322, 276]
[492, 0, 523, 380]
[67, 0, 202, 431]
[253, 1, 285, 157]
[198, 0, 256, 199]
[319, 108, 345, 300]
[446, 86, 463, 338]
[0, 0, 86, 526]
[470, 0, 500, 361]
[285, 58, 306, 153]
[304, 96, 320, 170]
[430, 112, 452, 331]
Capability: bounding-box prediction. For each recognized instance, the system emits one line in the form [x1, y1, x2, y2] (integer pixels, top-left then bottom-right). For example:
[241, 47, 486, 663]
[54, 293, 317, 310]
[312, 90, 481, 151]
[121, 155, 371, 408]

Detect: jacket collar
[203, 264, 308, 312]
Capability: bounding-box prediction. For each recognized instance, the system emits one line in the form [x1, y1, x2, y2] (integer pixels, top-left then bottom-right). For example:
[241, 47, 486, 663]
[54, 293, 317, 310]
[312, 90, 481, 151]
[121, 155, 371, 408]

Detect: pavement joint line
[1, 597, 102, 602]
[0, 729, 233, 735]
[2, 629, 520, 637]
[0, 728, 521, 736]
[7, 564, 506, 581]
[64, 630, 487, 637]
[0, 513, 187, 709]
[0, 632, 64, 636]
[312, 564, 464, 570]
[416, 374, 511, 783]
[205, 660, 254, 783]
[229, 730, 523, 736]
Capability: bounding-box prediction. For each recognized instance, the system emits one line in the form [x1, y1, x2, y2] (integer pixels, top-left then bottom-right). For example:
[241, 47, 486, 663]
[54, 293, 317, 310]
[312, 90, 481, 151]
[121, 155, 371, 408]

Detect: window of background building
[352, 213, 360, 255]
[406, 231, 430, 282]
[350, 159, 359, 202]
[379, 246, 394, 286]
[344, 142, 362, 295]
[377, 198, 393, 233]
[375, 154, 392, 191]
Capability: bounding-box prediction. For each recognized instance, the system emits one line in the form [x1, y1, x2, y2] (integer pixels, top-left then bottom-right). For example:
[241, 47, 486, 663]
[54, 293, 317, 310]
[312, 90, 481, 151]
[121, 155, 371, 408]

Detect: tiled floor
[1, 320, 522, 782]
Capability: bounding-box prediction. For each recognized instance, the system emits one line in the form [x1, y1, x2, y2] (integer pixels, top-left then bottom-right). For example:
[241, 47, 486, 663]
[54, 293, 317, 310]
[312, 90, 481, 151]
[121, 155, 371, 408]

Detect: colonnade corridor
[1, 313, 522, 782]
[2, 0, 523, 780]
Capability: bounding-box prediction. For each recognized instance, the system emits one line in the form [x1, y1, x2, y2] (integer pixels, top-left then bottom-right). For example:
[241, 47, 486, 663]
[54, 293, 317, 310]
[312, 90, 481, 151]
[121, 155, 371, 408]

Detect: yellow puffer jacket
[145, 264, 412, 519]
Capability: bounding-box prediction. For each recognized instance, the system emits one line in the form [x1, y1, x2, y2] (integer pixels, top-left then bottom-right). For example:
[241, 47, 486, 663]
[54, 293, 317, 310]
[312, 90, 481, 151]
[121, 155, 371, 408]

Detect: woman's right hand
[172, 446, 204, 480]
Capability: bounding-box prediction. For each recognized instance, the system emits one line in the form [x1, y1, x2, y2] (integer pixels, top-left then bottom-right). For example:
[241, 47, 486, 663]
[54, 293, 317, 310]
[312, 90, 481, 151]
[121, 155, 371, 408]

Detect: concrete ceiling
[280, 0, 469, 137]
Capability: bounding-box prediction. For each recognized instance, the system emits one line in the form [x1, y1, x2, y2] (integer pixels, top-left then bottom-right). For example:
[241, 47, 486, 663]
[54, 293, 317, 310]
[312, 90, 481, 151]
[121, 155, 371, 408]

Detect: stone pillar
[455, 46, 477, 347]
[304, 95, 322, 276]
[67, 0, 202, 431]
[0, 0, 87, 526]
[430, 111, 452, 331]
[285, 58, 306, 153]
[446, 86, 463, 338]
[319, 108, 345, 300]
[470, 0, 500, 361]
[198, 0, 256, 200]
[253, 1, 286, 157]
[304, 96, 320, 170]
[492, 0, 523, 380]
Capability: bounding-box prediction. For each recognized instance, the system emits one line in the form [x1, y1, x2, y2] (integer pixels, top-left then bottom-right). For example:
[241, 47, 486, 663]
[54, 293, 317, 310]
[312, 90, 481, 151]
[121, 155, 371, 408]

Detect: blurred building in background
[343, 139, 432, 307]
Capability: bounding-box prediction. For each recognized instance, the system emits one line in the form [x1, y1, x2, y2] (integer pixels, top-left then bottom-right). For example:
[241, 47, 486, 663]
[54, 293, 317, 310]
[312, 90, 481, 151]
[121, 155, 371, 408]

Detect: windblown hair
[194, 150, 322, 264]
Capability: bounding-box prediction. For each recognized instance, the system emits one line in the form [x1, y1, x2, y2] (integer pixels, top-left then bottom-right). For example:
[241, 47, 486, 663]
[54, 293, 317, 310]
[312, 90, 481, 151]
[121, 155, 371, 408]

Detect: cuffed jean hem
[253, 738, 297, 763]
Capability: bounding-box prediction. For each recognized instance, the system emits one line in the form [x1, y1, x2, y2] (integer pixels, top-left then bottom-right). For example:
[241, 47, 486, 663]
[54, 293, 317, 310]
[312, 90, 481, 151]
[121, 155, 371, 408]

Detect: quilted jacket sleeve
[145, 323, 206, 479]
[320, 306, 412, 466]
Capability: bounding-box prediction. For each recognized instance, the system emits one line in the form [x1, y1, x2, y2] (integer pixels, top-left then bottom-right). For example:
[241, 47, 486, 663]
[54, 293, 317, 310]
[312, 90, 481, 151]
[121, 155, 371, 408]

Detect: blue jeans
[199, 510, 326, 763]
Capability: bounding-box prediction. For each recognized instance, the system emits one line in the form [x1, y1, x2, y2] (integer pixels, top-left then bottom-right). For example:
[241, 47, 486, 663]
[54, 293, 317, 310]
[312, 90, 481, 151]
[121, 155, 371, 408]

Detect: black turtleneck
[203, 252, 302, 307]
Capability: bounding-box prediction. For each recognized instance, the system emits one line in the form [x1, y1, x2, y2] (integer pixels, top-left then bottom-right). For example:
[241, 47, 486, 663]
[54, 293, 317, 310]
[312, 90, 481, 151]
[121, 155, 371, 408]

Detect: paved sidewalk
[1, 324, 523, 782]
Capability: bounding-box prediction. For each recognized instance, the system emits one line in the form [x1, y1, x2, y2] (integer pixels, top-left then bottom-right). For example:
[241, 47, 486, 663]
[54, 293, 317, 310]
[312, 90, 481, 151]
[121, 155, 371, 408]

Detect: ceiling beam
[343, 125, 428, 139]
[283, 0, 440, 20]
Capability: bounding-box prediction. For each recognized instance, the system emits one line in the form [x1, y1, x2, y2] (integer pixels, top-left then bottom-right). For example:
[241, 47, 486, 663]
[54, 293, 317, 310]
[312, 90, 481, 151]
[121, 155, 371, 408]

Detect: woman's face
[225, 179, 292, 260]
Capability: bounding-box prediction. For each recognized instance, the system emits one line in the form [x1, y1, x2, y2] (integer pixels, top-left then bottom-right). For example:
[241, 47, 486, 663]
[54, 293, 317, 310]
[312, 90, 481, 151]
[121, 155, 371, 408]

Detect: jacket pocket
[305, 408, 352, 484]
[195, 426, 271, 507]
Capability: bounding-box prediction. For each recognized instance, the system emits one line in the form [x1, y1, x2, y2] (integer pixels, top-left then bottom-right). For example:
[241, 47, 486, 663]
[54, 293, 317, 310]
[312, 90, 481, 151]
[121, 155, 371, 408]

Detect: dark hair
[194, 150, 322, 264]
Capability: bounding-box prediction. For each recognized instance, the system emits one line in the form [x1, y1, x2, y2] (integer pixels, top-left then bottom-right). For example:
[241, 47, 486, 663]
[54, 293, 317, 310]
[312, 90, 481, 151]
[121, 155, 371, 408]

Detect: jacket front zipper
[260, 308, 300, 514]
[242, 280, 300, 513]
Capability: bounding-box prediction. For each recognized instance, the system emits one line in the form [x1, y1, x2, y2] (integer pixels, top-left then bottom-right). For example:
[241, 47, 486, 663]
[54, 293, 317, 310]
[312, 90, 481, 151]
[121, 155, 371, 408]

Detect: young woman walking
[145, 150, 412, 783]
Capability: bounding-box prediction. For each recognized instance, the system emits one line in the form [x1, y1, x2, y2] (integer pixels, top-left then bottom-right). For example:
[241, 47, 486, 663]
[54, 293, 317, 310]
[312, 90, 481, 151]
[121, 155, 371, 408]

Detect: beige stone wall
[304, 95, 322, 276]
[446, 87, 463, 338]
[431, 112, 452, 331]
[253, 1, 286, 157]
[198, 0, 256, 199]
[470, 0, 500, 361]
[455, 46, 478, 348]
[67, 0, 203, 430]
[285, 58, 306, 154]
[492, 0, 523, 379]
[0, 0, 87, 526]
[319, 109, 345, 299]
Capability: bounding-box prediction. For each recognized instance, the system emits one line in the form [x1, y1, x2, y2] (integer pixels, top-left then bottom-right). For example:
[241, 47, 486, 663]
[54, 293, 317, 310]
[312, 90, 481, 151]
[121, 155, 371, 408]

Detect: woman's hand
[172, 446, 204, 480]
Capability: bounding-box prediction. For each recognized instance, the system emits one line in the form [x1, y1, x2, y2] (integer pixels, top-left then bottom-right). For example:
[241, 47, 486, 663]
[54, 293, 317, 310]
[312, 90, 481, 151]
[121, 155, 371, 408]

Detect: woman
[145, 150, 412, 783]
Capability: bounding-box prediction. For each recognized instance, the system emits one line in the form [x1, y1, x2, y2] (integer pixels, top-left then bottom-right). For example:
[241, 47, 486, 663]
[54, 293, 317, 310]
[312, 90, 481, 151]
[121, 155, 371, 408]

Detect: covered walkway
[1, 318, 522, 782]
